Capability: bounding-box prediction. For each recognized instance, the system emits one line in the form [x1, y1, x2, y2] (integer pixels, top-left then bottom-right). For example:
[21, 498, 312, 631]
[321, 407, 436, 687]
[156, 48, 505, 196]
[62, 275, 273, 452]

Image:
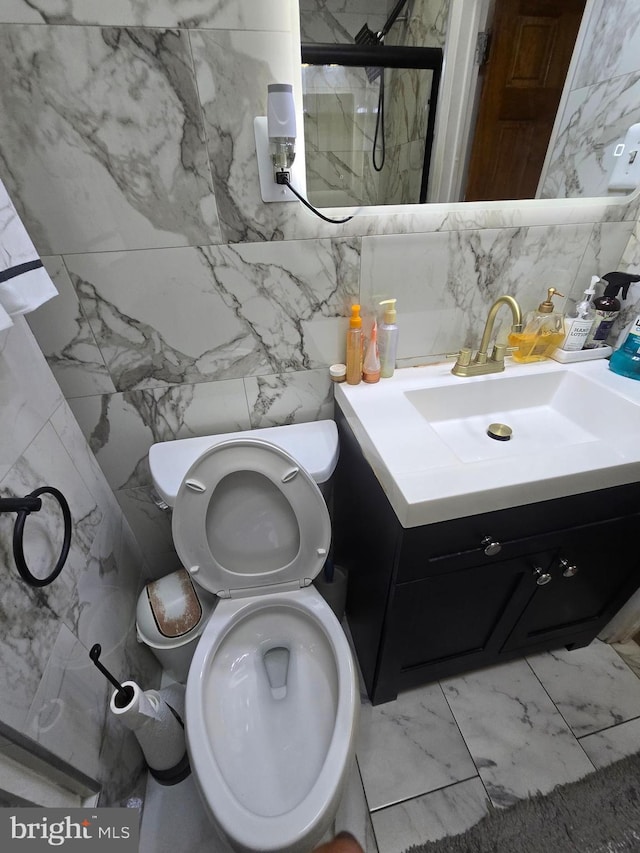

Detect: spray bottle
[584, 272, 640, 349]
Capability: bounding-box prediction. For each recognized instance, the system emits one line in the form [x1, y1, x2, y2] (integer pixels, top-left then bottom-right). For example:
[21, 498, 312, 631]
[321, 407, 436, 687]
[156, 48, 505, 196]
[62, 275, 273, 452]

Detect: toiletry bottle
[346, 304, 363, 385]
[508, 287, 565, 363]
[378, 299, 399, 378]
[559, 277, 598, 352]
[609, 313, 640, 380]
[363, 319, 381, 383]
[584, 271, 640, 349]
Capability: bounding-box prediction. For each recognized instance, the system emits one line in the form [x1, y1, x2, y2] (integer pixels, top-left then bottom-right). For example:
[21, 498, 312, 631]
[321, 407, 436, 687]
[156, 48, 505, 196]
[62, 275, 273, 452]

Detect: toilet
[145, 421, 359, 853]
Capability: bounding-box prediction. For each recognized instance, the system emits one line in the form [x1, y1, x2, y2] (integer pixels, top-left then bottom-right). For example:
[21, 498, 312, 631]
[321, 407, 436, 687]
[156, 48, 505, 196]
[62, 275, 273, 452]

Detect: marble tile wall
[540, 0, 640, 199]
[0, 317, 161, 805]
[0, 0, 638, 580]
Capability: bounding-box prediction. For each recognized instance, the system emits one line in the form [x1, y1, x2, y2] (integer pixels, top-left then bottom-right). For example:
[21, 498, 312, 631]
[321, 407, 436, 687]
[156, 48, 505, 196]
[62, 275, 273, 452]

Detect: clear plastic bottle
[363, 319, 380, 383]
[345, 304, 363, 385]
[378, 299, 399, 378]
[559, 277, 598, 352]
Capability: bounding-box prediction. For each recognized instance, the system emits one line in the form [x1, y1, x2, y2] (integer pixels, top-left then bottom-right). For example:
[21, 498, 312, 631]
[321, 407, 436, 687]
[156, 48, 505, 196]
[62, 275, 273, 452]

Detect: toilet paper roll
[109, 681, 186, 772]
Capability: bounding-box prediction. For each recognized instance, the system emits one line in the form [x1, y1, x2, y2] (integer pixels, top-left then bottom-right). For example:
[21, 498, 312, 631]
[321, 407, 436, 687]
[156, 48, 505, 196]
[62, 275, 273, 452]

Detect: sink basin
[334, 359, 640, 527]
[404, 370, 636, 464]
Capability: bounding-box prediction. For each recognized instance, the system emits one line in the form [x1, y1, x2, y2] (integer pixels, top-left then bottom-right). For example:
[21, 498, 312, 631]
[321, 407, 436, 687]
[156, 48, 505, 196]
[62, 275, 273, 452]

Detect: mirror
[299, 0, 640, 208]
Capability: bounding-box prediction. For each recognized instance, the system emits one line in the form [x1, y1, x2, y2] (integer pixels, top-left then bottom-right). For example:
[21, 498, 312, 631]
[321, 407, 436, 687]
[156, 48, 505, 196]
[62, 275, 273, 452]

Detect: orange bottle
[346, 305, 363, 385]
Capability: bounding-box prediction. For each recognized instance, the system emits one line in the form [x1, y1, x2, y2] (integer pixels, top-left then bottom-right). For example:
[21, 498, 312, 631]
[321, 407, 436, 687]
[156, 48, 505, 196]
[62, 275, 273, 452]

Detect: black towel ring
[0, 487, 72, 587]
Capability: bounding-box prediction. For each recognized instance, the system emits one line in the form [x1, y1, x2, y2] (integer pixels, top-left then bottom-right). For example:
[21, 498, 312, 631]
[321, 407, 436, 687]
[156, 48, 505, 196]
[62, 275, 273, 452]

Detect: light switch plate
[608, 122, 640, 193]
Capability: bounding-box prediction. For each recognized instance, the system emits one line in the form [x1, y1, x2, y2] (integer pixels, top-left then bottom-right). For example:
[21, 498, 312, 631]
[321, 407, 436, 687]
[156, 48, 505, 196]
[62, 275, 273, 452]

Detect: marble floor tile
[441, 659, 594, 807]
[370, 778, 489, 853]
[612, 640, 640, 680]
[526, 640, 640, 736]
[356, 683, 476, 812]
[139, 770, 221, 853]
[330, 759, 378, 853]
[579, 717, 640, 769]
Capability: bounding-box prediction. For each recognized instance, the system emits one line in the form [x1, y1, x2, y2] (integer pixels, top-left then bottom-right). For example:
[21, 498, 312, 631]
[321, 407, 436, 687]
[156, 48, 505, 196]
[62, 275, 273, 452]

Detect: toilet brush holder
[314, 565, 348, 622]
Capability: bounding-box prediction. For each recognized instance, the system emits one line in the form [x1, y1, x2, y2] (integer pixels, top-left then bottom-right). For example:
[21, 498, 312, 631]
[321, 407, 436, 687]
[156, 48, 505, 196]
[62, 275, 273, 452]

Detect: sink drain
[487, 423, 512, 441]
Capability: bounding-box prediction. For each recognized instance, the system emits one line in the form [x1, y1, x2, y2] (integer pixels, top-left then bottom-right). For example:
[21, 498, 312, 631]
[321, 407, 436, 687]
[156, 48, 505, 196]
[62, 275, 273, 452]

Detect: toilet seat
[171, 438, 331, 597]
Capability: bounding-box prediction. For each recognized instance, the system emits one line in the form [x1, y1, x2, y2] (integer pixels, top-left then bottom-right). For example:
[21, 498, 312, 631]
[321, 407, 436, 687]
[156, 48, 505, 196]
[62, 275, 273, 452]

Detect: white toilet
[147, 421, 359, 853]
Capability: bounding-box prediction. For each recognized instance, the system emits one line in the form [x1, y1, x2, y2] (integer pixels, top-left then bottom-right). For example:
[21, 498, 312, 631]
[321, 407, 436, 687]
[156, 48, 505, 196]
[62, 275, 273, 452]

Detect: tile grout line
[367, 772, 482, 815]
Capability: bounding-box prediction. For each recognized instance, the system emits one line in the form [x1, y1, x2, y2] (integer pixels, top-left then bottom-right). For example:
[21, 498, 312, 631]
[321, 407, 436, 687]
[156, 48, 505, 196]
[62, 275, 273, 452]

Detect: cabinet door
[378, 553, 549, 694]
[502, 516, 640, 654]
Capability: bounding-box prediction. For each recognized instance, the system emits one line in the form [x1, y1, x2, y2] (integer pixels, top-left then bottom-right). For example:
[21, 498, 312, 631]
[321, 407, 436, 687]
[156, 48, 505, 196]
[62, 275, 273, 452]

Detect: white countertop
[334, 358, 640, 528]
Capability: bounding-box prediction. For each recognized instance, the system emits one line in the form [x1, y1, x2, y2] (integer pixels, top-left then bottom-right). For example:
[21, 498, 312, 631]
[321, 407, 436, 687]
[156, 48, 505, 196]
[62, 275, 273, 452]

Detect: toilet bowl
[147, 421, 359, 853]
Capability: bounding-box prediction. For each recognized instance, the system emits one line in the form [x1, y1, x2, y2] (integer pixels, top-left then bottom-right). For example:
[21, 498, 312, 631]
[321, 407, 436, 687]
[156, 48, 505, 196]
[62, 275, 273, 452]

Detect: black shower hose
[0, 487, 72, 587]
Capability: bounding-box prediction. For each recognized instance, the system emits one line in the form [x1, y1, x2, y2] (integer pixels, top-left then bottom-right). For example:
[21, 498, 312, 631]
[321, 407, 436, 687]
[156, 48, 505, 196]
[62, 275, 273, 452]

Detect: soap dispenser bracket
[0, 486, 72, 587]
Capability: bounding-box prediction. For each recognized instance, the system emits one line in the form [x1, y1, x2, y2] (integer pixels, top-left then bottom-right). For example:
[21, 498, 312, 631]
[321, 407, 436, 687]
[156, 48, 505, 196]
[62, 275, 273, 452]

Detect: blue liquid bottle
[609, 314, 640, 380]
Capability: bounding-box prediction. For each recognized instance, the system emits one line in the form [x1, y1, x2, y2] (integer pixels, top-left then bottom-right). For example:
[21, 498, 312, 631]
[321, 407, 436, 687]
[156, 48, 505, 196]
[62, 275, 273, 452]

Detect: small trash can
[136, 568, 216, 683]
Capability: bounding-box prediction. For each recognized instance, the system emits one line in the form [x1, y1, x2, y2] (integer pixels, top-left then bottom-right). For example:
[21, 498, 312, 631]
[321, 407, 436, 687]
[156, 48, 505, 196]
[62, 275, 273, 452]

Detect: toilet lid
[171, 438, 332, 598]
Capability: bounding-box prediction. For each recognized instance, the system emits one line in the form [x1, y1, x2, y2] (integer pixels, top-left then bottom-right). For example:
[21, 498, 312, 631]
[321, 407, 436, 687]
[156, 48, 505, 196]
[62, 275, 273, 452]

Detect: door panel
[464, 0, 585, 201]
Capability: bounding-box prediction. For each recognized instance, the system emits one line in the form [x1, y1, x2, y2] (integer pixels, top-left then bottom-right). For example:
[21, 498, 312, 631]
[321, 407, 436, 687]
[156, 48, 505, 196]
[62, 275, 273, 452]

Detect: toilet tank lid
[149, 420, 339, 508]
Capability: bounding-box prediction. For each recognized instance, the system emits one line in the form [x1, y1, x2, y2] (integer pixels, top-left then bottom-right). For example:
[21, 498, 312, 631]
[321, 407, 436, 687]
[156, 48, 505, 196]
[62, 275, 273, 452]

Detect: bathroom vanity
[333, 360, 640, 705]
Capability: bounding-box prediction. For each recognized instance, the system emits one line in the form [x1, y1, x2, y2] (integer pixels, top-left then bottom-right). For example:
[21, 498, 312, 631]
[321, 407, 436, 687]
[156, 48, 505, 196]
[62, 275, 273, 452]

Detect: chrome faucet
[451, 295, 523, 377]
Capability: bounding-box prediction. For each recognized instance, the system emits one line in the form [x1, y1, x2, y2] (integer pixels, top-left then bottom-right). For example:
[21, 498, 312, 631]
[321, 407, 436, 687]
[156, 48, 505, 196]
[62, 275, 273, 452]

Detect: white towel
[0, 303, 13, 331]
[0, 178, 57, 319]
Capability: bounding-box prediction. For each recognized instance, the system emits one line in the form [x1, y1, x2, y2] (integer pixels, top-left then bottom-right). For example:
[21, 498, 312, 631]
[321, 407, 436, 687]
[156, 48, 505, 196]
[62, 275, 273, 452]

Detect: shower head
[353, 0, 411, 83]
[354, 24, 383, 83]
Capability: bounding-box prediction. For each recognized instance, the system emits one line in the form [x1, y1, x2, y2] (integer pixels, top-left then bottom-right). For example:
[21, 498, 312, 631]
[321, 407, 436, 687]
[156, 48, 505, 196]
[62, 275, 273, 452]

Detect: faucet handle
[492, 343, 507, 363]
[445, 347, 472, 363]
[456, 347, 472, 367]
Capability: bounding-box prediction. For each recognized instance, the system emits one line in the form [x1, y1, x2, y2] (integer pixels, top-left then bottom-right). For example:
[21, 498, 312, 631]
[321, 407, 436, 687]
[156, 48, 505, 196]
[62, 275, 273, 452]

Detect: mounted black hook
[0, 486, 72, 587]
[89, 644, 134, 708]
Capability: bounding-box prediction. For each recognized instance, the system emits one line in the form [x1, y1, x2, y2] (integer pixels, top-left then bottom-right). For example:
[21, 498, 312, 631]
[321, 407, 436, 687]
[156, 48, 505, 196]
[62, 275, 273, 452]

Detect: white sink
[334, 359, 640, 527]
[404, 370, 639, 464]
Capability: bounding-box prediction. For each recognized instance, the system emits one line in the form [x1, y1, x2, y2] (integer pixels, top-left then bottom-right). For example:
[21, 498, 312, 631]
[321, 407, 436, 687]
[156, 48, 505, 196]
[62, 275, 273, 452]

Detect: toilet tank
[149, 420, 339, 508]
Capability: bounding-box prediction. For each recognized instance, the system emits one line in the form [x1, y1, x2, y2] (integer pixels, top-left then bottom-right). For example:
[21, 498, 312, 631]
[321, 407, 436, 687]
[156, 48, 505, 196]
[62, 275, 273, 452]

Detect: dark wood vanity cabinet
[334, 406, 640, 705]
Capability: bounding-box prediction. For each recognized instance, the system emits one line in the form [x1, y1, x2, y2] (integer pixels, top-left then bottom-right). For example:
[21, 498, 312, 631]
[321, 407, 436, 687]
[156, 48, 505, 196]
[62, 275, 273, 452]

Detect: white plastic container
[136, 568, 217, 682]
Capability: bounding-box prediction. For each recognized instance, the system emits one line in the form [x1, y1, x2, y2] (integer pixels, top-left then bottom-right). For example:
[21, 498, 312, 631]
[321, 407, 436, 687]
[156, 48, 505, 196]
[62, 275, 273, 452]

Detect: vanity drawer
[396, 486, 640, 583]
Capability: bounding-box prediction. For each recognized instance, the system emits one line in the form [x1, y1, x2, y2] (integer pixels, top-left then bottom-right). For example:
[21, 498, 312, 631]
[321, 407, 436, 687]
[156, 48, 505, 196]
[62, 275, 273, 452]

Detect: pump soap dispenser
[508, 287, 565, 363]
[559, 277, 598, 351]
[378, 299, 399, 378]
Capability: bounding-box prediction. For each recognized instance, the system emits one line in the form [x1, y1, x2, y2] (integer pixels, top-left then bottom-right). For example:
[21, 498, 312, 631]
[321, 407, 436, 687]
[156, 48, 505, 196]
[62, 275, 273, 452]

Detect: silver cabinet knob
[560, 559, 578, 577]
[533, 567, 552, 585]
[481, 536, 502, 556]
